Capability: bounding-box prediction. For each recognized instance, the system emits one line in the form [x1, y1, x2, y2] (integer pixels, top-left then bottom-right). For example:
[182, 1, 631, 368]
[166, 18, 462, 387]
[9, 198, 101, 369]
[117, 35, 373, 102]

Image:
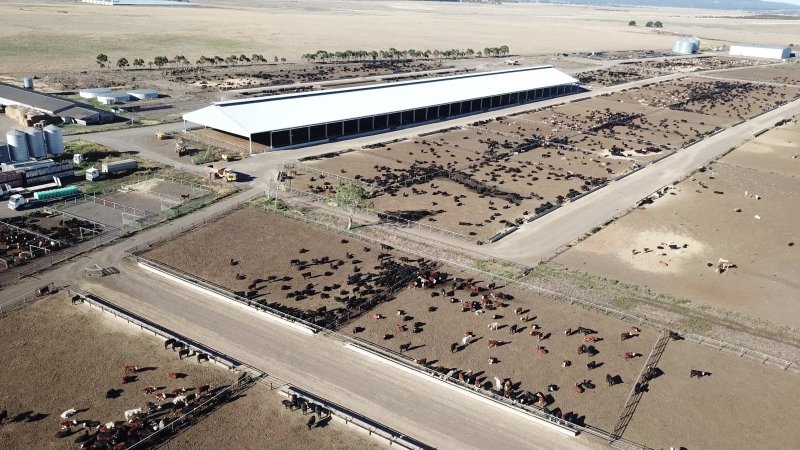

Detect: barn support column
[249, 135, 253, 156]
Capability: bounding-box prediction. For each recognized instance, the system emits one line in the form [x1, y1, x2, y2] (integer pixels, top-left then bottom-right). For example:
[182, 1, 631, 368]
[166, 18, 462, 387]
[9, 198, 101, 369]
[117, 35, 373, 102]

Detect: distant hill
[522, 0, 800, 12]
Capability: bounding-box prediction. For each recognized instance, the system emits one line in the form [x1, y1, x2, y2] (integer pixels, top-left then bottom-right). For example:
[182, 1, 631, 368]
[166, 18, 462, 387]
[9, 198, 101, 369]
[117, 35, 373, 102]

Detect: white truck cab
[8, 194, 27, 211]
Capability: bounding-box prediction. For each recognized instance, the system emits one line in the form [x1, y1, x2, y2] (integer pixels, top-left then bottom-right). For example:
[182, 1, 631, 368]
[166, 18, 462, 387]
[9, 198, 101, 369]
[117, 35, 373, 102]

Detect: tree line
[628, 20, 664, 28]
[300, 46, 511, 63]
[95, 53, 285, 70]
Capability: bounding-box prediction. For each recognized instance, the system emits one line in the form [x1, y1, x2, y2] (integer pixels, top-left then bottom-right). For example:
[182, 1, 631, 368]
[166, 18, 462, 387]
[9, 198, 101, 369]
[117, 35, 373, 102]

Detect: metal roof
[0, 82, 74, 114]
[57, 106, 104, 120]
[183, 66, 578, 137]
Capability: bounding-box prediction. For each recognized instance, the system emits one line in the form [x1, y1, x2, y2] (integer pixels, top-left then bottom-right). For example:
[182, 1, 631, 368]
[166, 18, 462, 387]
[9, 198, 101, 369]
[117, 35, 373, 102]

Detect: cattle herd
[0, 334, 251, 450]
[1, 213, 102, 270]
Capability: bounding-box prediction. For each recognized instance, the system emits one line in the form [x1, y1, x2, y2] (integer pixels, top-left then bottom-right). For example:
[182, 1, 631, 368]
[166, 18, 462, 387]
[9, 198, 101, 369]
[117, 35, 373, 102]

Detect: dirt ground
[143, 206, 422, 326]
[346, 277, 800, 449]
[127, 202, 800, 449]
[0, 291, 386, 450]
[290, 73, 793, 242]
[555, 118, 800, 328]
[164, 385, 383, 450]
[0, 291, 235, 449]
[714, 63, 800, 86]
[623, 338, 800, 450]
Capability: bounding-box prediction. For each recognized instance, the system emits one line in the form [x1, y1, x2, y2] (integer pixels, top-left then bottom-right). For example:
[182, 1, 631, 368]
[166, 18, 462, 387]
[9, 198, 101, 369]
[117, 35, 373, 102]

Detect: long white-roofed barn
[183, 65, 580, 153]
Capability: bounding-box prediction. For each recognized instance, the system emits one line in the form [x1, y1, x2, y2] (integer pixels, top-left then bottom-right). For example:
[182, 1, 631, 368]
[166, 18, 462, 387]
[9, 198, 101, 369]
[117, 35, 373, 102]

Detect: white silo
[43, 125, 65, 155]
[673, 38, 695, 55]
[26, 127, 47, 158]
[7, 130, 30, 162]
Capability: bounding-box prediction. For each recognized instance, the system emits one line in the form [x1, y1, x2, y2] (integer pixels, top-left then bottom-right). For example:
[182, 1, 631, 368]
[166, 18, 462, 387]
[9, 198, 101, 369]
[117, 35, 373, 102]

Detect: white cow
[124, 408, 143, 422]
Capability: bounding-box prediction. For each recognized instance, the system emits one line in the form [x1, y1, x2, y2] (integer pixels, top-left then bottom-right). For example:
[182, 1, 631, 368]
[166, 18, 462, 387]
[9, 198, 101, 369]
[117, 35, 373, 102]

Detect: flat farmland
[143, 206, 422, 326]
[555, 124, 800, 327]
[344, 264, 800, 449]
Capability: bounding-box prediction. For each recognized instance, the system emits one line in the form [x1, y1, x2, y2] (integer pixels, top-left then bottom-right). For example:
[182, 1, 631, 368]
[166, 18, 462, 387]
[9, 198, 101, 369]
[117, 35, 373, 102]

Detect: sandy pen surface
[0, 292, 236, 449]
[556, 123, 800, 327]
[2, 1, 800, 72]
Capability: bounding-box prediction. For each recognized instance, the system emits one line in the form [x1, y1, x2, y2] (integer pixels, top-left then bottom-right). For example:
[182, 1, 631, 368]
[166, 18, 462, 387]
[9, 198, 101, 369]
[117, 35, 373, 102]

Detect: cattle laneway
[80, 267, 602, 450]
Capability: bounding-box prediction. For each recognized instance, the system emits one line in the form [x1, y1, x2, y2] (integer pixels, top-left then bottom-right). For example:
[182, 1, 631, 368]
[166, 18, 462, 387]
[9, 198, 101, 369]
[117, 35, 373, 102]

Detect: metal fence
[266, 195, 798, 373]
[0, 283, 56, 316]
[71, 286, 434, 449]
[0, 219, 123, 287]
[286, 386, 433, 450]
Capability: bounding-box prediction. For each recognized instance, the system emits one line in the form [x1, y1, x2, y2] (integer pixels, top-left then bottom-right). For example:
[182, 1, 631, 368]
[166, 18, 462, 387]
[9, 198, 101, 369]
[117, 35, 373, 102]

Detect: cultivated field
[3, 1, 799, 74]
[555, 118, 800, 328]
[0, 291, 384, 450]
[135, 204, 800, 449]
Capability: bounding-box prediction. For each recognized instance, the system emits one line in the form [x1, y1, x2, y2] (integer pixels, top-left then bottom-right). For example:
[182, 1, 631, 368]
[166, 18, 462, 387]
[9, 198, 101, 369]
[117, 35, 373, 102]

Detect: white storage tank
[79, 88, 112, 99]
[7, 130, 29, 162]
[127, 89, 158, 100]
[26, 127, 47, 158]
[43, 124, 65, 155]
[23, 77, 34, 90]
[95, 92, 131, 105]
[672, 37, 699, 55]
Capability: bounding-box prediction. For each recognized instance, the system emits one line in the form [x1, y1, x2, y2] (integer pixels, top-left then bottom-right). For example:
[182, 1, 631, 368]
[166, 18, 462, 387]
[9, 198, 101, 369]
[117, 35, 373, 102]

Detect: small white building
[95, 92, 131, 105]
[127, 89, 158, 100]
[729, 44, 791, 60]
[79, 88, 112, 99]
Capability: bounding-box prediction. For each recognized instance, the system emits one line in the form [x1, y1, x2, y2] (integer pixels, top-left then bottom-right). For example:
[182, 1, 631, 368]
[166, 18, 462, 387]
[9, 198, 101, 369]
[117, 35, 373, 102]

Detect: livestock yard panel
[555, 160, 800, 328]
[720, 119, 800, 178]
[0, 293, 381, 450]
[144, 207, 422, 327]
[577, 56, 770, 87]
[370, 177, 530, 240]
[345, 260, 800, 449]
[347, 277, 658, 433]
[623, 338, 800, 450]
[714, 63, 800, 86]
[0, 293, 235, 449]
[0, 212, 104, 271]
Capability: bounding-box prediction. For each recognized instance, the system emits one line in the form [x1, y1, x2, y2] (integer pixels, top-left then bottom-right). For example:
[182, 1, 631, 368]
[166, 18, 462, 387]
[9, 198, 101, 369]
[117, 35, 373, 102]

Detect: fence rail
[69, 287, 433, 450]
[264, 195, 799, 373]
[0, 283, 56, 316]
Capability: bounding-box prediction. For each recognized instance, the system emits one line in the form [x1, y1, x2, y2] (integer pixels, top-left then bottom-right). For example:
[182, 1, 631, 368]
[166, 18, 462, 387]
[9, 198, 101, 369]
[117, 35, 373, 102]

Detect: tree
[280, 57, 286, 63]
[133, 58, 145, 69]
[274, 56, 279, 62]
[153, 56, 169, 68]
[116, 57, 129, 70]
[628, 20, 636, 26]
[332, 179, 371, 230]
[96, 53, 109, 68]
[653, 21, 663, 28]
[645, 21, 654, 28]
